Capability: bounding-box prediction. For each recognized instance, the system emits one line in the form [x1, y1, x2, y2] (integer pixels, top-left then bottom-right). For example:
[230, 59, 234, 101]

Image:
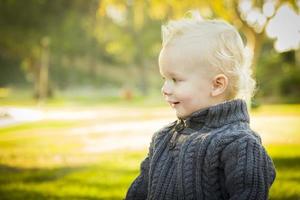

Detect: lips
[167, 100, 180, 108]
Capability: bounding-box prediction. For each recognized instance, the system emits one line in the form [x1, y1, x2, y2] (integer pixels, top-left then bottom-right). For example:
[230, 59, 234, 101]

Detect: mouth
[167, 101, 180, 108]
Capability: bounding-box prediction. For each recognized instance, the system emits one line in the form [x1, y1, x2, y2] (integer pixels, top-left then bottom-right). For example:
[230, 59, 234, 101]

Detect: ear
[211, 74, 228, 97]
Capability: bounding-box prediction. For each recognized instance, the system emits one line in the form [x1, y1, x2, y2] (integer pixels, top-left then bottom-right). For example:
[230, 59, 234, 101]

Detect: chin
[176, 112, 188, 119]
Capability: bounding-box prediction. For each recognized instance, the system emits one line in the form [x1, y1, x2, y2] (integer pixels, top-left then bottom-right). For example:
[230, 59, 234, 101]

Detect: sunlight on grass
[0, 121, 78, 135]
[251, 116, 300, 144]
[251, 104, 300, 115]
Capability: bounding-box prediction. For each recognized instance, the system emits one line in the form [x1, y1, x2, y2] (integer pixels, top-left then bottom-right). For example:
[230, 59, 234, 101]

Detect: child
[125, 17, 276, 200]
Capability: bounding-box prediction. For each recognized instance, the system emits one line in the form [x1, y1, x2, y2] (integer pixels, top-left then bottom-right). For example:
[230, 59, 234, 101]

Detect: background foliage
[0, 0, 299, 103]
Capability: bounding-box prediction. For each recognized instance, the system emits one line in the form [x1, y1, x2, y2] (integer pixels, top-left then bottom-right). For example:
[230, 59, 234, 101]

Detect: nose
[161, 81, 172, 96]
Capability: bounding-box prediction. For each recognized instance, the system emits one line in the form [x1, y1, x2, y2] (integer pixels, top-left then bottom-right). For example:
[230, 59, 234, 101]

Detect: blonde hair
[161, 17, 256, 102]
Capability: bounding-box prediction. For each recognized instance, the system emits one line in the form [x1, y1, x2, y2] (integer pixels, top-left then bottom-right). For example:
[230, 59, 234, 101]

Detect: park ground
[0, 101, 300, 200]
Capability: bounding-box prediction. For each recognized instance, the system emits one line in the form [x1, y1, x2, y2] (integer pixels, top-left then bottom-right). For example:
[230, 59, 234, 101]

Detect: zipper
[169, 119, 186, 149]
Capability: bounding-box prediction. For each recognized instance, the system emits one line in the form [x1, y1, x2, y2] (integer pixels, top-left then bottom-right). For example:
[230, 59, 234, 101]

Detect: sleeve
[125, 132, 156, 200]
[221, 136, 276, 200]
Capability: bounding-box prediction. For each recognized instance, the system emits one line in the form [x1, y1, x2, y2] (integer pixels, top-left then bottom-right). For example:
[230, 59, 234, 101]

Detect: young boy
[125, 17, 276, 200]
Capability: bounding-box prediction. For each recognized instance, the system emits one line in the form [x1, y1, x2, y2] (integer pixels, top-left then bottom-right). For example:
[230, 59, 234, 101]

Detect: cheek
[176, 82, 211, 102]
[175, 84, 196, 101]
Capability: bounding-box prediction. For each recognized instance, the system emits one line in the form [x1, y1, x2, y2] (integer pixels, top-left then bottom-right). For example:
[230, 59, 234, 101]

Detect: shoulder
[193, 123, 263, 156]
[213, 122, 262, 145]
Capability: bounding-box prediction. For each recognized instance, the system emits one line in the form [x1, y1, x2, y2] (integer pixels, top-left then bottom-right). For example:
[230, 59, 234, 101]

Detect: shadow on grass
[273, 157, 300, 169]
[0, 163, 136, 200]
[0, 189, 110, 200]
[0, 164, 85, 184]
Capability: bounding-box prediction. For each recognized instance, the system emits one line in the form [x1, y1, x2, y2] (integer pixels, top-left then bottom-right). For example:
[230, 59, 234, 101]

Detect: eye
[172, 78, 177, 83]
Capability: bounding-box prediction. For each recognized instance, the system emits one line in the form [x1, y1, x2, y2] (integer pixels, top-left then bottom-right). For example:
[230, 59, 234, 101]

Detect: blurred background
[0, 0, 299, 199]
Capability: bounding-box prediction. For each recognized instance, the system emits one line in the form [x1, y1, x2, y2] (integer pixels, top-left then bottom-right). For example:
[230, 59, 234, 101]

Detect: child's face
[159, 44, 214, 119]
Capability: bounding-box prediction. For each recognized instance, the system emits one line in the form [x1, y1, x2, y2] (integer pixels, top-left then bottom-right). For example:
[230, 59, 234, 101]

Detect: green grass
[0, 145, 299, 200]
[266, 144, 300, 200]
[0, 151, 145, 200]
[0, 103, 299, 199]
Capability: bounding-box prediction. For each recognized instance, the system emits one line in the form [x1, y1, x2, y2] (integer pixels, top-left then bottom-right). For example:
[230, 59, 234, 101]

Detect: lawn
[0, 103, 299, 199]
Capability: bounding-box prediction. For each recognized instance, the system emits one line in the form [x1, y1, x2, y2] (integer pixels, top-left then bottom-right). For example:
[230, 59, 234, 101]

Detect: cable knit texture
[125, 99, 276, 200]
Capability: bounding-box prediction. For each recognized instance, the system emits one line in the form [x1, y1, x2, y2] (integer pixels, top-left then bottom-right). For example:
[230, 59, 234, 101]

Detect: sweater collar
[176, 99, 249, 131]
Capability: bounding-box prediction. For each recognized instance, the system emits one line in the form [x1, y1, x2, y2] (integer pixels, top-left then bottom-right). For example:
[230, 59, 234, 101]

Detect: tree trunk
[38, 37, 50, 103]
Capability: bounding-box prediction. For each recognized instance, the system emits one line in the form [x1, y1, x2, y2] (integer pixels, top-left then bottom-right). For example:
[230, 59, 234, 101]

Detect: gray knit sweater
[125, 99, 276, 200]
